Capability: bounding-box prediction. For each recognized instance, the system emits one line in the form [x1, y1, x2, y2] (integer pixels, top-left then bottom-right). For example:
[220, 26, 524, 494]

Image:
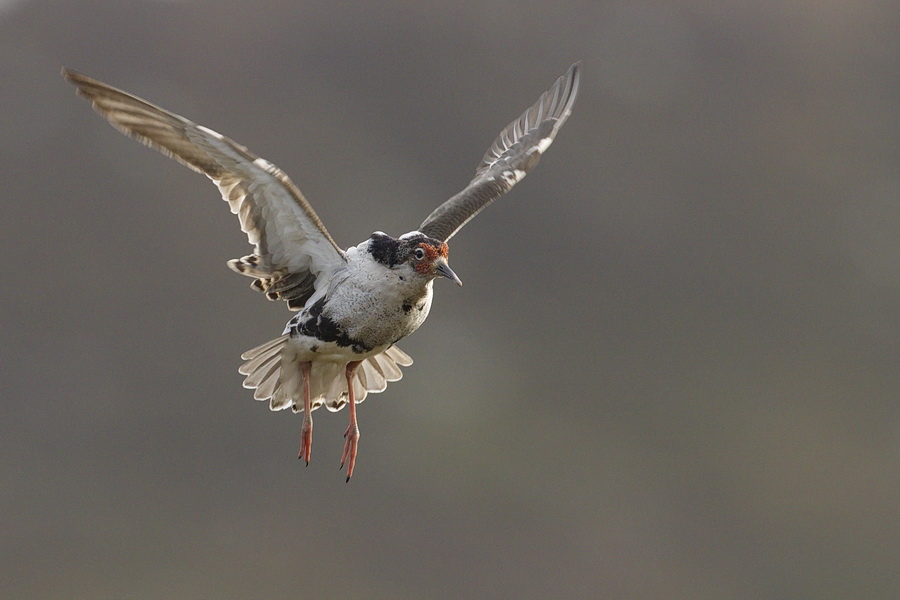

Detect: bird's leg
[298, 361, 313, 465]
[340, 360, 363, 482]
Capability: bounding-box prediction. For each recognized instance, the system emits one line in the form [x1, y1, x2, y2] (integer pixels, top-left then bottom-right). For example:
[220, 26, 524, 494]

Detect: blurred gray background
[2, 0, 898, 598]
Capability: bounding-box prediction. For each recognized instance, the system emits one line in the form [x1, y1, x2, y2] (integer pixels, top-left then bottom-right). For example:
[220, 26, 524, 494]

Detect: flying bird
[63, 63, 580, 480]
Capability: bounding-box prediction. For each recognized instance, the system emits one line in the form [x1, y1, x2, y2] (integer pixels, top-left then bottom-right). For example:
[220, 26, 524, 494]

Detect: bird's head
[368, 231, 462, 286]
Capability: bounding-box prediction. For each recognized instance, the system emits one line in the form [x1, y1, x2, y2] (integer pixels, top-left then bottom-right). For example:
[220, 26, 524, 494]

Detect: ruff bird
[63, 63, 580, 480]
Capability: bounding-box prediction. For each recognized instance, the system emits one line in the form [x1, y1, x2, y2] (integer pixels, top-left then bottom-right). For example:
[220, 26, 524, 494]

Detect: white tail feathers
[238, 335, 413, 413]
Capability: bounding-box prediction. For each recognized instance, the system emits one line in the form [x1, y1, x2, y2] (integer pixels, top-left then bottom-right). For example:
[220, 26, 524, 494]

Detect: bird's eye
[414, 248, 426, 260]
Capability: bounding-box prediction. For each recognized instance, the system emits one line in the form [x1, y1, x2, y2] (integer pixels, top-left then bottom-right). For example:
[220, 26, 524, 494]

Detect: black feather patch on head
[369, 231, 448, 268]
[368, 232, 401, 267]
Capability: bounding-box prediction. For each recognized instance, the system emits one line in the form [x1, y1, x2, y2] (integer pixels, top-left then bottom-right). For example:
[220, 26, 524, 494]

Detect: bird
[63, 63, 580, 480]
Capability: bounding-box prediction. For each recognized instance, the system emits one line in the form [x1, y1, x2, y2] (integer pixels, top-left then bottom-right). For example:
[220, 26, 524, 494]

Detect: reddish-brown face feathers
[414, 241, 449, 275]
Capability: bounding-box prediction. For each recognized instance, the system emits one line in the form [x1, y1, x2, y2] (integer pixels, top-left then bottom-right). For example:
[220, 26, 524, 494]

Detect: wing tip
[567, 61, 582, 80]
[567, 61, 582, 101]
[60, 67, 94, 89]
[553, 61, 582, 127]
[60, 66, 79, 81]
[61, 67, 85, 95]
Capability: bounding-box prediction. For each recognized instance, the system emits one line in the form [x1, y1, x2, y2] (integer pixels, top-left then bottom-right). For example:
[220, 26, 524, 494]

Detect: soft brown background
[2, 1, 898, 598]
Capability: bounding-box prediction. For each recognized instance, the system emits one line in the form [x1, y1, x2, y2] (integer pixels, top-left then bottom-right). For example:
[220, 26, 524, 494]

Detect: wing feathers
[63, 68, 346, 310]
[419, 63, 580, 242]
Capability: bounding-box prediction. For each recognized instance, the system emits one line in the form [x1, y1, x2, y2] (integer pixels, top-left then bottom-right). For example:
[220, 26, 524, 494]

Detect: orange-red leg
[297, 362, 313, 465]
[340, 361, 363, 482]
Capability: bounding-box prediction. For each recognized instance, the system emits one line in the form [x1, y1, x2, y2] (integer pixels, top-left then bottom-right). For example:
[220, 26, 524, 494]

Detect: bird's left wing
[63, 69, 347, 310]
[418, 63, 580, 243]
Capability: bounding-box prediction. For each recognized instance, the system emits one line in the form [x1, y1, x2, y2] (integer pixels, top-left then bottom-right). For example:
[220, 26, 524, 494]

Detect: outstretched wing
[418, 63, 580, 242]
[63, 68, 346, 310]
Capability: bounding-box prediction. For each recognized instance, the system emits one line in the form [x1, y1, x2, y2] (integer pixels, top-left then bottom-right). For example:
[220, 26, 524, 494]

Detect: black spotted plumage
[295, 298, 372, 354]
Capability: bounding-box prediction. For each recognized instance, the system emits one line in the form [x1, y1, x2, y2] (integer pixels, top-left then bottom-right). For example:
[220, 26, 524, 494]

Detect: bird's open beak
[435, 259, 462, 286]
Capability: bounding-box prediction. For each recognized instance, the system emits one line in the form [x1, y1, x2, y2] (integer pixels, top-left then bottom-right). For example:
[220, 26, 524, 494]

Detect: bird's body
[244, 234, 446, 415]
[290, 234, 442, 359]
[64, 63, 580, 479]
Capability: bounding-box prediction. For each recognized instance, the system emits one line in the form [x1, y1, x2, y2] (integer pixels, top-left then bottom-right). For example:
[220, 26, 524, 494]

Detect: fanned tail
[239, 336, 414, 413]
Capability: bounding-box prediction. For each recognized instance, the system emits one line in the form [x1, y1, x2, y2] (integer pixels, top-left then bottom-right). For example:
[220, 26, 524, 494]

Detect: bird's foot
[298, 413, 313, 466]
[340, 424, 360, 482]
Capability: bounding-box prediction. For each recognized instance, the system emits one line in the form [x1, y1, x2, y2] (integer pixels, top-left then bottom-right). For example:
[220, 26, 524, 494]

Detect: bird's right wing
[63, 68, 347, 310]
[418, 63, 580, 242]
